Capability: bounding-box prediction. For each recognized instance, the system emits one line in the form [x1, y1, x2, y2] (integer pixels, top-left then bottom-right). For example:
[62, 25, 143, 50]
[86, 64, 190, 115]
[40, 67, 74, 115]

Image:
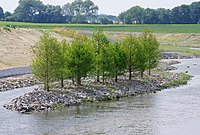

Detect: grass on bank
[159, 44, 200, 57]
[162, 73, 192, 88]
[1, 21, 200, 33]
[51, 28, 80, 38]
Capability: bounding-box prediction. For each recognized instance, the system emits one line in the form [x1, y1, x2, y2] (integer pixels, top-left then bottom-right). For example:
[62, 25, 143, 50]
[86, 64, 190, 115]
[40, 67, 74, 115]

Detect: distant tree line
[32, 29, 160, 91]
[118, 2, 200, 24]
[0, 0, 99, 23]
[1, 0, 200, 24]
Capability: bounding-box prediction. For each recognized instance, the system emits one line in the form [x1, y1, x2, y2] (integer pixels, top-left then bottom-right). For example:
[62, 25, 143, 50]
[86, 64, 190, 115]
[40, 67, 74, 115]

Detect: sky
[0, 0, 197, 15]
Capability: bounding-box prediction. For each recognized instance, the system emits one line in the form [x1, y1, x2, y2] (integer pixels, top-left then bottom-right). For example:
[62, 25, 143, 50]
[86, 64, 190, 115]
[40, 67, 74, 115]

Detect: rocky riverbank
[162, 52, 195, 59]
[0, 75, 37, 92]
[3, 67, 191, 114]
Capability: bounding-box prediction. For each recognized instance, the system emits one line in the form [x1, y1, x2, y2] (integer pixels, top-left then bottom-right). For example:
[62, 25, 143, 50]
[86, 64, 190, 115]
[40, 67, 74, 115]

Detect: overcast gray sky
[0, 0, 197, 15]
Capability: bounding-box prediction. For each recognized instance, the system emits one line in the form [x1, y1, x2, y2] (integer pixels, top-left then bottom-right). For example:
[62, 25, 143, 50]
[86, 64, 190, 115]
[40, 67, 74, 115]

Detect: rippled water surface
[0, 59, 200, 135]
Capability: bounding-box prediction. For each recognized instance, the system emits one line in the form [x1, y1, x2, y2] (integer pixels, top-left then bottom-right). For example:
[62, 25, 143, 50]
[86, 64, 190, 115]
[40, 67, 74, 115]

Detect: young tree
[66, 35, 95, 86]
[92, 27, 110, 82]
[32, 34, 60, 91]
[121, 35, 138, 80]
[112, 42, 127, 82]
[56, 40, 69, 88]
[135, 41, 147, 78]
[99, 43, 114, 84]
[141, 30, 160, 75]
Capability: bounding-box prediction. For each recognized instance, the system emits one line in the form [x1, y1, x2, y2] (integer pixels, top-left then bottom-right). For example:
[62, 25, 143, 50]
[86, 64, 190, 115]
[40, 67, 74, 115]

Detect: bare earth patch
[0, 29, 43, 70]
[104, 31, 200, 47]
[0, 28, 71, 70]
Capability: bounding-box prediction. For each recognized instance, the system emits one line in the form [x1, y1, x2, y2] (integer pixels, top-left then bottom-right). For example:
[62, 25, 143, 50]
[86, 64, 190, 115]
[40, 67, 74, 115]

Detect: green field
[1, 21, 200, 33]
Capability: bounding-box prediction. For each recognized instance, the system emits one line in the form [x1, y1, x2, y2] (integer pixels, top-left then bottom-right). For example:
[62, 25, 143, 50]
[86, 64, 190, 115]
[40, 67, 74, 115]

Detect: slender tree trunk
[129, 46, 132, 80]
[97, 76, 100, 82]
[61, 76, 64, 88]
[72, 78, 75, 85]
[129, 66, 132, 80]
[44, 82, 47, 91]
[115, 75, 118, 82]
[97, 49, 100, 82]
[45, 78, 49, 92]
[141, 71, 144, 79]
[77, 75, 81, 86]
[97, 69, 100, 82]
[46, 82, 49, 92]
[102, 72, 105, 85]
[148, 68, 151, 76]
[45, 67, 49, 92]
[45, 45, 49, 92]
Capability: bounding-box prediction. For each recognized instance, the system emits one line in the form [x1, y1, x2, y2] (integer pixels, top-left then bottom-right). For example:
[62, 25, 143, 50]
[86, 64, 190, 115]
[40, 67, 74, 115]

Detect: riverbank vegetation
[103, 32, 200, 57]
[32, 29, 160, 91]
[3, 28, 193, 113]
[160, 45, 200, 57]
[3, 65, 192, 113]
[162, 73, 192, 88]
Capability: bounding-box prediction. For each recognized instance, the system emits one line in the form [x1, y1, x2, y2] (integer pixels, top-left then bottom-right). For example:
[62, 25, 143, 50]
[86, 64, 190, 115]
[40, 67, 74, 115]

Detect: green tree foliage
[99, 43, 114, 84]
[140, 30, 160, 75]
[13, 0, 45, 22]
[171, 5, 192, 24]
[128, 6, 145, 24]
[32, 34, 60, 91]
[0, 7, 4, 20]
[118, 11, 129, 24]
[62, 0, 99, 23]
[98, 17, 113, 24]
[2, 0, 199, 24]
[112, 42, 127, 82]
[42, 5, 64, 23]
[134, 42, 147, 78]
[66, 35, 95, 86]
[118, 2, 200, 24]
[6, 0, 98, 23]
[56, 40, 69, 88]
[62, 3, 74, 23]
[92, 27, 110, 82]
[119, 6, 145, 24]
[120, 31, 160, 79]
[156, 8, 171, 24]
[4, 12, 12, 19]
[121, 35, 138, 80]
[190, 2, 200, 24]
[144, 8, 159, 24]
[31, 28, 161, 90]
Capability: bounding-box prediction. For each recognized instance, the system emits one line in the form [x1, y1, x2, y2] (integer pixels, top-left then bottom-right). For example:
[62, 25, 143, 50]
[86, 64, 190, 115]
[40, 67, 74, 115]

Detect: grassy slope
[1, 21, 200, 59]
[1, 21, 200, 33]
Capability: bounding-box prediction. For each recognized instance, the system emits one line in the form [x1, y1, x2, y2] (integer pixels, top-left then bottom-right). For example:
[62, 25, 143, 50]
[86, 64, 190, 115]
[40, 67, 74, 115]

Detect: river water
[0, 59, 200, 135]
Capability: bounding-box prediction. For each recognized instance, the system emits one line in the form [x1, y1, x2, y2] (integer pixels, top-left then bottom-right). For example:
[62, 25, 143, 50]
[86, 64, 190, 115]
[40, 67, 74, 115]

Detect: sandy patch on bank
[104, 31, 200, 47]
[0, 28, 71, 70]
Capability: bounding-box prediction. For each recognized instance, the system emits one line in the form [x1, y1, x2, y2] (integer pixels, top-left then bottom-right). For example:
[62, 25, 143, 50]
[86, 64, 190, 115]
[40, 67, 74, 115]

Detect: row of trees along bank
[118, 2, 200, 24]
[0, 0, 200, 24]
[32, 29, 160, 91]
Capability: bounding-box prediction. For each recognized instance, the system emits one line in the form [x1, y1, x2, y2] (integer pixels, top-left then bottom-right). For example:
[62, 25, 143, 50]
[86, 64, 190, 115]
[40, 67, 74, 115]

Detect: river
[0, 58, 200, 135]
